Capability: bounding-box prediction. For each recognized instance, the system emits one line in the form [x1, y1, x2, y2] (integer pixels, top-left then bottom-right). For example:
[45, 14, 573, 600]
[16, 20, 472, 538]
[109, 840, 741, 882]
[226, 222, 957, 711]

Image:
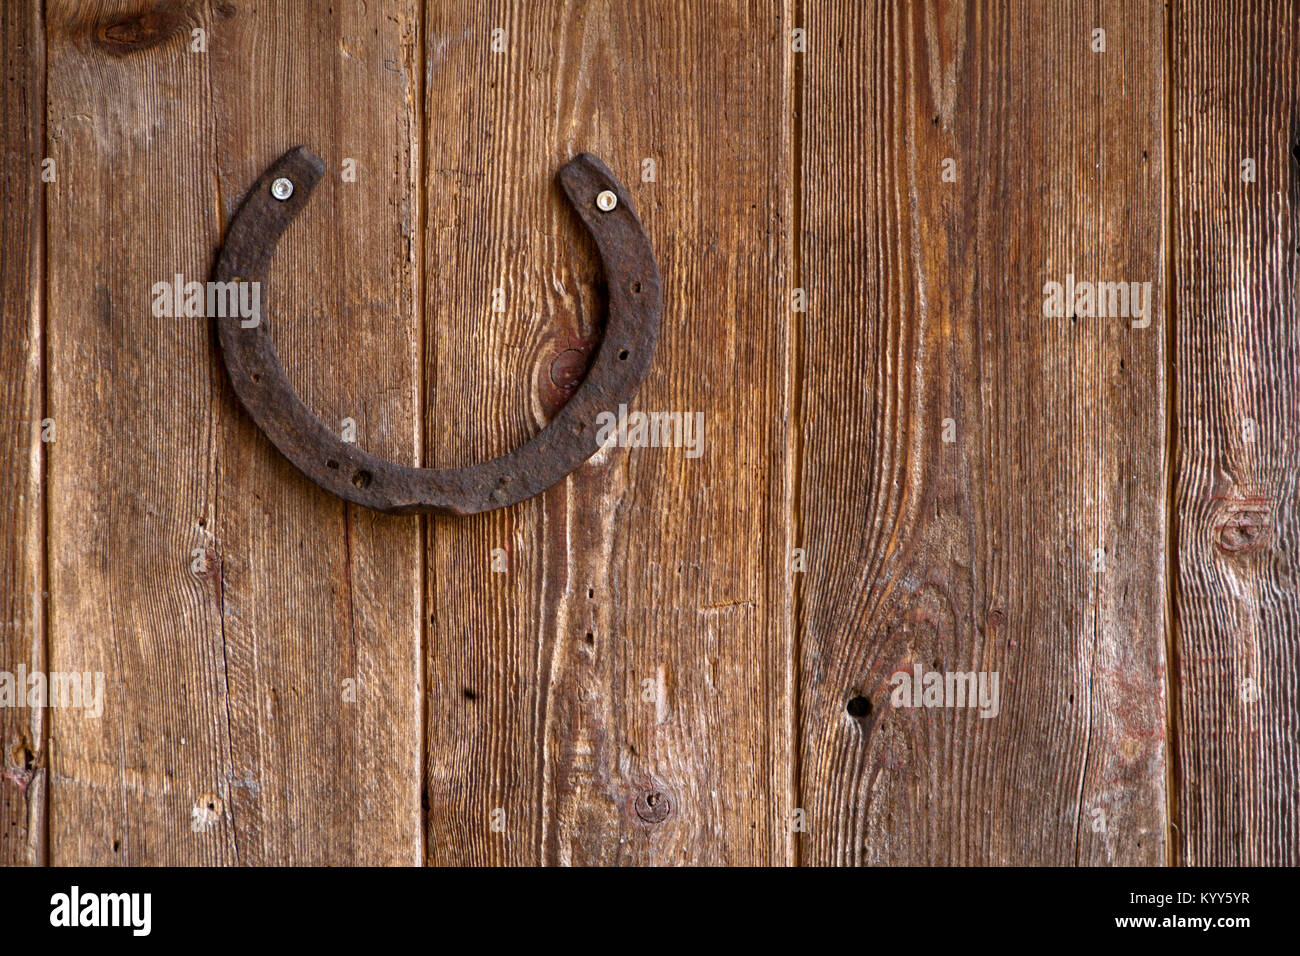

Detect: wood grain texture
[0, 0, 46, 866]
[1170, 0, 1300, 865]
[9, 0, 1300, 868]
[44, 0, 229, 865]
[44, 0, 421, 864]
[421, 0, 794, 864]
[794, 0, 1168, 864]
[205, 0, 422, 866]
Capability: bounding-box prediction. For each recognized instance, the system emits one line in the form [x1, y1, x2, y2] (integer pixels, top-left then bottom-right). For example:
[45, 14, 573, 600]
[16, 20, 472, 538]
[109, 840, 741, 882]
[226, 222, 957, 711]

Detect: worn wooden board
[43, 0, 421, 864]
[1169, 0, 1300, 866]
[421, 0, 794, 864]
[206, 0, 423, 867]
[793, 0, 1168, 864]
[43, 0, 229, 864]
[0, 0, 46, 867]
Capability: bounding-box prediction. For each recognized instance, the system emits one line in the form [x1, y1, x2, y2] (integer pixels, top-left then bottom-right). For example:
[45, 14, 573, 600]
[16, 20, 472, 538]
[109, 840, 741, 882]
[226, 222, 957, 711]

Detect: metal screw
[271, 177, 294, 201]
[595, 189, 617, 212]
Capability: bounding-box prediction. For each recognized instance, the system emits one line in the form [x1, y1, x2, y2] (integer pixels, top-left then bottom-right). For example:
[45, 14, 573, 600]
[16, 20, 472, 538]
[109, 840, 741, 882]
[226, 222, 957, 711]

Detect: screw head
[595, 189, 617, 212]
[271, 177, 294, 201]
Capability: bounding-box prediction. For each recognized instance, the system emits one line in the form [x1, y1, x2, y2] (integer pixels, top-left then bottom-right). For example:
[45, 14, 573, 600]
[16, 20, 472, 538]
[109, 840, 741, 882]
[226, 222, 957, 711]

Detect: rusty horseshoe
[213, 146, 662, 515]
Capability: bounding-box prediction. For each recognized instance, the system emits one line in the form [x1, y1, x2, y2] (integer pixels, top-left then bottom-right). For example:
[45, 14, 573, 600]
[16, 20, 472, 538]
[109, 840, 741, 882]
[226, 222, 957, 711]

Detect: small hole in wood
[631, 280, 642, 293]
[463, 688, 476, 700]
[618, 349, 629, 361]
[846, 696, 872, 718]
[327, 459, 339, 469]
[352, 469, 372, 489]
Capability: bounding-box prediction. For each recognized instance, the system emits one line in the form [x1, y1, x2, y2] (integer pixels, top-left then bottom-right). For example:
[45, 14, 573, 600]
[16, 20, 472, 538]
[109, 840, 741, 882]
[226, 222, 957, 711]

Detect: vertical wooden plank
[208, 0, 423, 867]
[795, 0, 1168, 864]
[45, 0, 421, 863]
[205, 0, 423, 866]
[45, 0, 230, 865]
[422, 0, 793, 864]
[0, 0, 46, 866]
[1170, 0, 1300, 865]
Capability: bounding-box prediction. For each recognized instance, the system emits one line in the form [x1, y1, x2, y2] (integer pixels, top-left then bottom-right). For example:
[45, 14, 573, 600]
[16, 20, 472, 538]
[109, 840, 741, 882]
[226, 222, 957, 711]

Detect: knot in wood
[634, 789, 671, 824]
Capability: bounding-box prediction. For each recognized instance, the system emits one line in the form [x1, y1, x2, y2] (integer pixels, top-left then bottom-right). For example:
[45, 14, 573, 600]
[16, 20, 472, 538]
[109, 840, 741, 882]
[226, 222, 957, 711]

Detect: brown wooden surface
[42, 0, 421, 864]
[45, 0, 227, 864]
[794, 0, 1167, 865]
[1170, 0, 1300, 866]
[421, 0, 792, 865]
[1, 0, 1297, 866]
[0, 0, 45, 867]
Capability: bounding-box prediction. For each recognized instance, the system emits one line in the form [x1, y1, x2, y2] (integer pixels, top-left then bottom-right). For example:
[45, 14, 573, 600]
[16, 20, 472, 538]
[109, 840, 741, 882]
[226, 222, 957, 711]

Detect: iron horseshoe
[212, 146, 662, 515]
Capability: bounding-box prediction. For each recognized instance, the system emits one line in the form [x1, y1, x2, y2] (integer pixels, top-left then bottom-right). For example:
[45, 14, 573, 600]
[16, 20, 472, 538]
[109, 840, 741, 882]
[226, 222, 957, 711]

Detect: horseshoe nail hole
[846, 695, 873, 719]
[326, 459, 339, 470]
[352, 469, 372, 490]
[618, 349, 629, 361]
[250, 373, 261, 384]
[631, 280, 642, 294]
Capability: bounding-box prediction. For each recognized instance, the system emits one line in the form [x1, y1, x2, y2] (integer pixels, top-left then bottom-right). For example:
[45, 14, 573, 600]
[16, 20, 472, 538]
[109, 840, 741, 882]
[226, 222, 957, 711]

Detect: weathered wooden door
[2, 0, 1296, 866]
